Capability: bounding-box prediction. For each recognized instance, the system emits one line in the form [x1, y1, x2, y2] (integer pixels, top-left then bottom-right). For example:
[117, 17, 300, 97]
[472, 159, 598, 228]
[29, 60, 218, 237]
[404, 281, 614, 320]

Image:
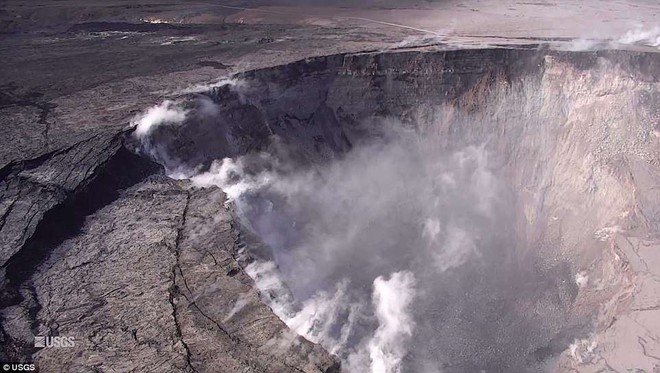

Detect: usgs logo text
[2, 364, 36, 371]
[34, 336, 75, 348]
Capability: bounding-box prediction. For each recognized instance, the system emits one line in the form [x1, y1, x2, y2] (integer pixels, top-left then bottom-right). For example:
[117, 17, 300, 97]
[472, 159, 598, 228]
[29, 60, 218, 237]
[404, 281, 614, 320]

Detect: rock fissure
[168, 190, 197, 372]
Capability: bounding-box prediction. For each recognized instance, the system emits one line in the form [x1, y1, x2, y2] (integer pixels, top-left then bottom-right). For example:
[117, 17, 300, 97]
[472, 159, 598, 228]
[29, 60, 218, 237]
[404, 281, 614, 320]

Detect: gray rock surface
[1, 1, 659, 372]
[21, 176, 337, 372]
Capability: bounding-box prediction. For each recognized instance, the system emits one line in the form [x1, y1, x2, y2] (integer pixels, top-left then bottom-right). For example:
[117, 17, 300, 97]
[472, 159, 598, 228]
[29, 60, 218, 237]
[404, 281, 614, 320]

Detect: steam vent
[1, 1, 660, 372]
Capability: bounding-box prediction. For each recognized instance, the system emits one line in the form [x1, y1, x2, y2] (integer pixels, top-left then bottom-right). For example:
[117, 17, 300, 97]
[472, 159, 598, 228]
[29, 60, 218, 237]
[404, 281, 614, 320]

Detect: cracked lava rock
[1, 1, 660, 372]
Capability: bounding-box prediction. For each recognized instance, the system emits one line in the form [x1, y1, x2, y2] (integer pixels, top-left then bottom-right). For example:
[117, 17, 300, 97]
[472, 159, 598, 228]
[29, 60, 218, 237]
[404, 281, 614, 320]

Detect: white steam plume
[131, 100, 188, 137]
[618, 25, 660, 47]
[244, 260, 295, 317]
[285, 279, 364, 354]
[130, 91, 238, 178]
[176, 77, 247, 95]
[564, 25, 660, 51]
[561, 38, 603, 52]
[185, 127, 505, 371]
[368, 271, 416, 373]
[247, 259, 417, 373]
[191, 155, 277, 204]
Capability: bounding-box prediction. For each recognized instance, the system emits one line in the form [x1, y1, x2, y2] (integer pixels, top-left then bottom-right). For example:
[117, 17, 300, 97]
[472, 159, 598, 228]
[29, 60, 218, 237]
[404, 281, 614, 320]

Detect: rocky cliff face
[141, 48, 660, 372]
[0, 123, 339, 371]
[1, 47, 659, 372]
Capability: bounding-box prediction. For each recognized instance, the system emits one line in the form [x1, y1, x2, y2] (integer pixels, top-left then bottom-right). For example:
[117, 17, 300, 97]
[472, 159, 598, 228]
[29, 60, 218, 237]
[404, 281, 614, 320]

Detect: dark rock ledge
[0, 129, 339, 372]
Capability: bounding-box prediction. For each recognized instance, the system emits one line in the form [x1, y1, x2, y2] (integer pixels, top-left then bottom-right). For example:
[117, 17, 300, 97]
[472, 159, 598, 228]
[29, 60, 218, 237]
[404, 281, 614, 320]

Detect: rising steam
[368, 271, 416, 373]
[564, 24, 660, 51]
[133, 67, 586, 371]
[131, 99, 188, 136]
[618, 25, 660, 47]
[170, 113, 519, 371]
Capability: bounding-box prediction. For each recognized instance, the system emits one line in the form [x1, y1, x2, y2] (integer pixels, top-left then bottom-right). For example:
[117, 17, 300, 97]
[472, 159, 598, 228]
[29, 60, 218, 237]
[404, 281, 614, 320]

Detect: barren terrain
[1, 1, 659, 372]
